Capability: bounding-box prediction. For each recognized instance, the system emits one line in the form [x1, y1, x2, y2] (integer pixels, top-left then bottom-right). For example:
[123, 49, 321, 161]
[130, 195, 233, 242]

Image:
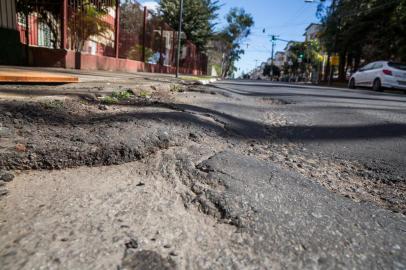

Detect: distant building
[304, 23, 321, 41]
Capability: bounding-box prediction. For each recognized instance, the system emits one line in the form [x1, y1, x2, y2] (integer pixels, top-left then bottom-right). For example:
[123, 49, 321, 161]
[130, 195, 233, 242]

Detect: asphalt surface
[1, 78, 405, 269]
[198, 151, 405, 269]
[188, 80, 406, 268]
[211, 80, 406, 180]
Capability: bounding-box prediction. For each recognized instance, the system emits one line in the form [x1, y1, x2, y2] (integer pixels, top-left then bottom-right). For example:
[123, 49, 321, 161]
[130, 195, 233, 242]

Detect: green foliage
[139, 90, 151, 98]
[16, 0, 35, 15]
[102, 90, 134, 104]
[159, 0, 220, 51]
[218, 8, 254, 78]
[170, 84, 183, 92]
[41, 100, 64, 110]
[111, 90, 134, 100]
[68, 0, 113, 52]
[318, 0, 406, 79]
[213, 64, 222, 76]
[101, 96, 119, 105]
[287, 40, 323, 71]
[263, 65, 281, 77]
[120, 0, 144, 33]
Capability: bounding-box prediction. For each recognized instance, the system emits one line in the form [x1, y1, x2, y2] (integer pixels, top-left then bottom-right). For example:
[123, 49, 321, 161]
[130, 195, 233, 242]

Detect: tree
[283, 41, 323, 81]
[119, 1, 145, 60]
[68, 0, 113, 52]
[317, 0, 406, 81]
[159, 0, 220, 51]
[263, 64, 280, 78]
[219, 8, 254, 78]
[37, 3, 61, 49]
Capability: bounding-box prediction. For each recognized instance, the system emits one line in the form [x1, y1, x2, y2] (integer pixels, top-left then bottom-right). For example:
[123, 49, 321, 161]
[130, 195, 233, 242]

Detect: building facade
[0, 0, 207, 75]
[304, 23, 321, 41]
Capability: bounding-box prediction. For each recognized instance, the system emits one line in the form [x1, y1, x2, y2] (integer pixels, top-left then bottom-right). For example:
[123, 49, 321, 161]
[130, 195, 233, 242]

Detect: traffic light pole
[270, 37, 275, 79]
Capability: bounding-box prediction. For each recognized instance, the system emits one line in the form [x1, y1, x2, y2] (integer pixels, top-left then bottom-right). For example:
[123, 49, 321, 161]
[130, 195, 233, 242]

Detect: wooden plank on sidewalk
[0, 69, 78, 83]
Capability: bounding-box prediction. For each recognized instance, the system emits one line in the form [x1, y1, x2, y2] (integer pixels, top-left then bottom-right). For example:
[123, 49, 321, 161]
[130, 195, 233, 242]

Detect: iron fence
[16, 1, 62, 49]
[12, 0, 207, 74]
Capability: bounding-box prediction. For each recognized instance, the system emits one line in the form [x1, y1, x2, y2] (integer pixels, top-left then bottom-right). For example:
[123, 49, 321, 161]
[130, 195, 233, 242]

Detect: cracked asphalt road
[211, 80, 406, 179]
[198, 150, 406, 269]
[1, 78, 405, 269]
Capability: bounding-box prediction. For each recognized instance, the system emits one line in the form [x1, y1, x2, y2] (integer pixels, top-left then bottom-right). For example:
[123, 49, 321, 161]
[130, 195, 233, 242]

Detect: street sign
[330, 55, 339, 66]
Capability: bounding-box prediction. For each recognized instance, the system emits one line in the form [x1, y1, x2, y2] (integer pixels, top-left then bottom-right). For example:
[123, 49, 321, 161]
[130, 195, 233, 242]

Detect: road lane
[212, 80, 406, 180]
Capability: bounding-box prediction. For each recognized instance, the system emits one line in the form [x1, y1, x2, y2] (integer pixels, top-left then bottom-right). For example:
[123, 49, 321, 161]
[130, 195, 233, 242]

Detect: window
[38, 21, 53, 48]
[388, 62, 406, 71]
[17, 13, 26, 26]
[360, 63, 374, 71]
[373, 63, 384, 69]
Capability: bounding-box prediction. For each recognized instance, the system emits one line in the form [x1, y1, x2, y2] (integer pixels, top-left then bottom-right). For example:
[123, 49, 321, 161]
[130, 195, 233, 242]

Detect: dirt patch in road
[0, 142, 263, 270]
[0, 97, 205, 170]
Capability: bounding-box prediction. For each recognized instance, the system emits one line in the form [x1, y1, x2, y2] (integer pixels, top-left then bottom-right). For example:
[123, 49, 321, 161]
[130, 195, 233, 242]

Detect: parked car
[348, 61, 406, 91]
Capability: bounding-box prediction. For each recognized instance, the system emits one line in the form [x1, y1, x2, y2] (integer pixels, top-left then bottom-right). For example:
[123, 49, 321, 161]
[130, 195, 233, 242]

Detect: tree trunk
[324, 52, 331, 82]
[354, 54, 361, 71]
[221, 54, 230, 78]
[338, 50, 346, 81]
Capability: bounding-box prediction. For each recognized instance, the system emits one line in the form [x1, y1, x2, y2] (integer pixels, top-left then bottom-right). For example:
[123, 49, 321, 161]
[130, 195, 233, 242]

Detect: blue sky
[140, 0, 322, 76]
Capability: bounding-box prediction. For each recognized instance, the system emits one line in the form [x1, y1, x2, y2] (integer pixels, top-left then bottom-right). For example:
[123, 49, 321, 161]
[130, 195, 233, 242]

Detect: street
[0, 78, 405, 269]
[213, 80, 406, 181]
[1, 0, 406, 268]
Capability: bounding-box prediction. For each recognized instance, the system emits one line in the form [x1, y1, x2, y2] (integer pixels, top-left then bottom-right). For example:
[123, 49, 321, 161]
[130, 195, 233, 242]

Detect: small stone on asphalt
[0, 188, 9, 197]
[0, 171, 14, 182]
[125, 239, 139, 249]
[169, 251, 178, 257]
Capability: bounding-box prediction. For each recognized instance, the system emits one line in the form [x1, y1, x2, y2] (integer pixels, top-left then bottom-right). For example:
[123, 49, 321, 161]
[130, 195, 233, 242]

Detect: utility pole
[270, 35, 279, 79]
[175, 0, 184, 78]
[270, 35, 275, 79]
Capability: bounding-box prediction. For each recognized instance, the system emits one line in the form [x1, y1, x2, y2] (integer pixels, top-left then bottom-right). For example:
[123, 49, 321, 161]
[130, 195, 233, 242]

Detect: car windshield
[388, 62, 406, 71]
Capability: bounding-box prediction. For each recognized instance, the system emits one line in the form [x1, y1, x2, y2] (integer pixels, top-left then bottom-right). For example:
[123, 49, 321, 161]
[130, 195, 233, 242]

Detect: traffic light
[299, 53, 304, 59]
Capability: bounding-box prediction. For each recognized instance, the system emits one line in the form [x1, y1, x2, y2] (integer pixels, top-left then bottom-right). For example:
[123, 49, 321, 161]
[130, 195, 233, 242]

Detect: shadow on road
[210, 84, 406, 104]
[1, 99, 406, 143]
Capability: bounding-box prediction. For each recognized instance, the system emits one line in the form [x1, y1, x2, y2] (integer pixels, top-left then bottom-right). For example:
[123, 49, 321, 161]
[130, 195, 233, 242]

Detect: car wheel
[349, 78, 356, 89]
[372, 78, 382, 92]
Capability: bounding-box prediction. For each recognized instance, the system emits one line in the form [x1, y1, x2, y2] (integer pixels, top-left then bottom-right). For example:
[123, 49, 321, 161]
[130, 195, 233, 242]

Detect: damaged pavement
[0, 72, 405, 269]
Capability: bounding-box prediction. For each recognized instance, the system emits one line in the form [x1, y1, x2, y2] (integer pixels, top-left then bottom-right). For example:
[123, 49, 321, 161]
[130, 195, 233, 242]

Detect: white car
[348, 61, 406, 91]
